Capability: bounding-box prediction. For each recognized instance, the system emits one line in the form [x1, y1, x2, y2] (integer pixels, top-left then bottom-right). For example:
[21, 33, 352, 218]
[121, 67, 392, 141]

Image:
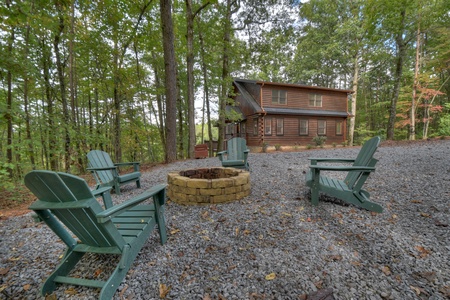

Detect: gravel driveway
[1, 140, 449, 300]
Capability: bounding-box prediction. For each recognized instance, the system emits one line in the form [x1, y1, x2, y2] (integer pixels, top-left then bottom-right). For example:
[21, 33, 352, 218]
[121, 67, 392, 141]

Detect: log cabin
[225, 79, 352, 147]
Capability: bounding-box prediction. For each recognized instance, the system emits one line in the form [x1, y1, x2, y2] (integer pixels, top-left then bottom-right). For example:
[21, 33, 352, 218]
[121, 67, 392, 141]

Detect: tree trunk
[217, 0, 234, 152]
[186, 0, 196, 159]
[6, 24, 14, 178]
[411, 22, 421, 141]
[160, 0, 178, 163]
[198, 26, 214, 156]
[387, 8, 407, 140]
[24, 20, 35, 170]
[41, 38, 58, 170]
[151, 51, 166, 150]
[185, 0, 211, 158]
[54, 3, 71, 171]
[349, 53, 360, 146]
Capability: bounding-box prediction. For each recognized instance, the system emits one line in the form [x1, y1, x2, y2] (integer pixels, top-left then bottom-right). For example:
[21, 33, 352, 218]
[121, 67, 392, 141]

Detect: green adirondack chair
[217, 137, 250, 170]
[24, 170, 167, 300]
[305, 136, 383, 213]
[87, 150, 141, 195]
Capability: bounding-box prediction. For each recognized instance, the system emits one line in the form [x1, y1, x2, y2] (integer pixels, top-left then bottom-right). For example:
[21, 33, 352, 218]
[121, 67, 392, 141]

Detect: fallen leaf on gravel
[265, 273, 276, 280]
[159, 283, 171, 298]
[325, 255, 343, 262]
[415, 245, 431, 258]
[420, 212, 431, 218]
[44, 294, 57, 300]
[23, 284, 31, 291]
[313, 280, 323, 289]
[410, 285, 422, 295]
[93, 268, 102, 278]
[203, 294, 212, 300]
[411, 200, 422, 203]
[382, 266, 391, 275]
[0, 285, 6, 293]
[170, 228, 180, 235]
[282, 212, 292, 217]
[64, 287, 78, 295]
[8, 256, 21, 261]
[0, 268, 9, 275]
[439, 285, 450, 297]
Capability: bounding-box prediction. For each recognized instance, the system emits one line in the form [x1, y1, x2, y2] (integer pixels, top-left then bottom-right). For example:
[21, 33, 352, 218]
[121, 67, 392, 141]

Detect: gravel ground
[1, 140, 449, 300]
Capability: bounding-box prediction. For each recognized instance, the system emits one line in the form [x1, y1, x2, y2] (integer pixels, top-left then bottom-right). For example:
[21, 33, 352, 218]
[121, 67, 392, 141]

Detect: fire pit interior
[167, 167, 250, 205]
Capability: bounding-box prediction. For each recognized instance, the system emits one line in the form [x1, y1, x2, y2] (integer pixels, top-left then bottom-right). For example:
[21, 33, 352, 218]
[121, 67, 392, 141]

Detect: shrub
[262, 142, 269, 153]
[332, 142, 337, 148]
[306, 144, 313, 149]
[312, 136, 326, 147]
[274, 144, 282, 151]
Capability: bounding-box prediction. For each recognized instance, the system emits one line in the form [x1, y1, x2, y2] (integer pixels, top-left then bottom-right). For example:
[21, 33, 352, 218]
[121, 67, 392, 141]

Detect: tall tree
[160, 0, 178, 163]
[185, 0, 211, 158]
[366, 0, 417, 140]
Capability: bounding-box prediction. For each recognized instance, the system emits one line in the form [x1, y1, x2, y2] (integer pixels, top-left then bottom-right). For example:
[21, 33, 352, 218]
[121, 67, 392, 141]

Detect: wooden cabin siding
[230, 79, 350, 147]
[261, 86, 348, 112]
[258, 115, 346, 146]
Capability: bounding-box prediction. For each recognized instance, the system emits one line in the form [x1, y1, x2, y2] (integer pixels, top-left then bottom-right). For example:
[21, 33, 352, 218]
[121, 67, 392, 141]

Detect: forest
[1, 0, 449, 190]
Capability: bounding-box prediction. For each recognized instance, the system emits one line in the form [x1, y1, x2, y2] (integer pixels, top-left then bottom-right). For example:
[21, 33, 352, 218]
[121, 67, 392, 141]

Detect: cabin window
[264, 118, 272, 135]
[309, 94, 322, 107]
[276, 118, 284, 135]
[318, 120, 326, 135]
[299, 119, 309, 135]
[336, 121, 343, 135]
[253, 118, 258, 136]
[272, 90, 287, 105]
[240, 123, 246, 137]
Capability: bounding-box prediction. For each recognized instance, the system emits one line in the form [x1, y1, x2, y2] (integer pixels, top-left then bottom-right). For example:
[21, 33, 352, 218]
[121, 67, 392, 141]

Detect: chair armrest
[96, 184, 167, 223]
[308, 158, 355, 163]
[217, 151, 227, 161]
[309, 165, 376, 172]
[87, 166, 118, 171]
[92, 187, 113, 209]
[114, 162, 140, 166]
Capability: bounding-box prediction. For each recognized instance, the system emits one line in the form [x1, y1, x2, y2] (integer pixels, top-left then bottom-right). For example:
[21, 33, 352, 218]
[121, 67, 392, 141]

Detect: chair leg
[114, 181, 121, 195]
[311, 187, 319, 206]
[136, 179, 141, 189]
[41, 250, 85, 296]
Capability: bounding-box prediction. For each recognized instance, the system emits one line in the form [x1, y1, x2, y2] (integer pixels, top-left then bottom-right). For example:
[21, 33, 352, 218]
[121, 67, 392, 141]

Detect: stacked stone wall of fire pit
[167, 167, 251, 205]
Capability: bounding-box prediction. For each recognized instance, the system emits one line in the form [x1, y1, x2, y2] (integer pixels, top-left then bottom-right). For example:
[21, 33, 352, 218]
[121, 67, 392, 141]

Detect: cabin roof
[264, 107, 349, 117]
[234, 78, 354, 94]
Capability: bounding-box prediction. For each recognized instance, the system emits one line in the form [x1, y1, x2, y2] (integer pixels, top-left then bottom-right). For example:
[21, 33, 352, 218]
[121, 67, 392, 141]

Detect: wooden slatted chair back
[227, 138, 247, 161]
[25, 171, 124, 249]
[344, 136, 381, 188]
[87, 150, 116, 185]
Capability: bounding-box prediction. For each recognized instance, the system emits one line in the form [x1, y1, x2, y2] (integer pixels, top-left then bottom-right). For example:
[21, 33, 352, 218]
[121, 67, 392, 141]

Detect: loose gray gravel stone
[1, 140, 449, 300]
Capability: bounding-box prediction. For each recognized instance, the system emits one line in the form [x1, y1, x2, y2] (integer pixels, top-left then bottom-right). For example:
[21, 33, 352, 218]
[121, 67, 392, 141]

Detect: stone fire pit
[167, 167, 251, 205]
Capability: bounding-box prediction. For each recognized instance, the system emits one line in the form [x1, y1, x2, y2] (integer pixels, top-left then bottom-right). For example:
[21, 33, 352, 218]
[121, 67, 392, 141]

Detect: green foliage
[438, 104, 450, 136]
[312, 136, 327, 147]
[261, 142, 269, 153]
[0, 162, 15, 191]
[274, 144, 282, 151]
